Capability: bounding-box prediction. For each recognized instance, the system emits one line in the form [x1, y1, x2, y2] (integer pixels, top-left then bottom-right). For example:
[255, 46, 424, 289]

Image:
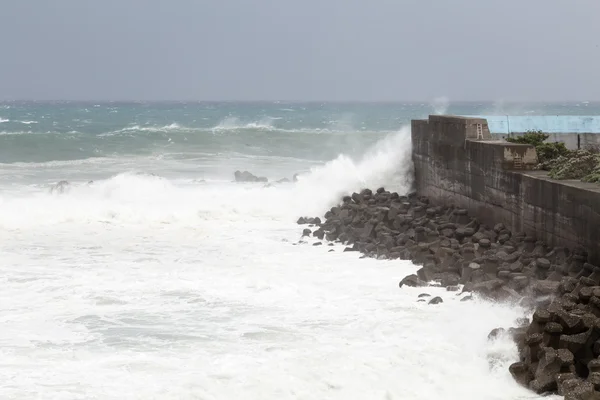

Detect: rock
[532, 280, 560, 296]
[428, 296, 443, 305]
[509, 361, 533, 387]
[312, 242, 322, 246]
[488, 327, 505, 340]
[561, 379, 599, 400]
[399, 274, 426, 288]
[460, 262, 481, 284]
[302, 228, 311, 237]
[493, 223, 506, 233]
[537, 258, 552, 270]
[296, 188, 600, 399]
[234, 170, 268, 183]
[529, 347, 564, 393]
[478, 238, 491, 248]
[441, 273, 460, 287]
[50, 180, 71, 194]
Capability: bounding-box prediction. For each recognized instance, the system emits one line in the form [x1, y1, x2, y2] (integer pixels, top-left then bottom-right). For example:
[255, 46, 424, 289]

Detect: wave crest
[0, 127, 413, 227]
[211, 117, 275, 132]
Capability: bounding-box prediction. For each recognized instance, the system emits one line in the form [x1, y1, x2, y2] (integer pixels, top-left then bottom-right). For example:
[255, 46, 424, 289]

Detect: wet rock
[297, 188, 598, 398]
[488, 327, 505, 340]
[399, 274, 426, 288]
[50, 180, 71, 194]
[510, 361, 533, 387]
[234, 170, 268, 183]
[561, 379, 599, 400]
[428, 296, 443, 305]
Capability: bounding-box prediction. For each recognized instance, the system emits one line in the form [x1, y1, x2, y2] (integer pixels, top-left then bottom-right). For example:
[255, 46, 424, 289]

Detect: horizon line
[1, 99, 599, 104]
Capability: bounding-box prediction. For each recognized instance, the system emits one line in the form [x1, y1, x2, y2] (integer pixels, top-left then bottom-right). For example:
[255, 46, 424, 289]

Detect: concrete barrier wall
[412, 115, 600, 264]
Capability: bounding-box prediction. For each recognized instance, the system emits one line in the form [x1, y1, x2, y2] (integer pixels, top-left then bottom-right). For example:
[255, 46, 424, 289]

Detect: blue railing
[466, 116, 600, 135]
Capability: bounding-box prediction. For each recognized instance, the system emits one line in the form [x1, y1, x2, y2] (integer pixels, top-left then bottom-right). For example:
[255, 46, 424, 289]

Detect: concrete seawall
[411, 115, 600, 264]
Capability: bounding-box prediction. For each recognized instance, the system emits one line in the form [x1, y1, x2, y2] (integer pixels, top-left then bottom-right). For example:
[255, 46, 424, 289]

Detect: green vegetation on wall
[506, 130, 600, 183]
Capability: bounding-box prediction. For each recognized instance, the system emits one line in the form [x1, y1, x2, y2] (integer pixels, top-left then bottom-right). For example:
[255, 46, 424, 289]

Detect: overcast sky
[1, 0, 599, 101]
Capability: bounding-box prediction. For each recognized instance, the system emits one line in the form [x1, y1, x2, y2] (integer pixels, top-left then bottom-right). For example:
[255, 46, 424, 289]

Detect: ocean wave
[290, 126, 414, 216]
[99, 123, 197, 137]
[211, 117, 275, 132]
[0, 129, 83, 137]
[0, 130, 34, 136]
[0, 126, 413, 227]
[0, 118, 9, 123]
[0, 156, 109, 168]
[18, 120, 38, 125]
[99, 120, 395, 138]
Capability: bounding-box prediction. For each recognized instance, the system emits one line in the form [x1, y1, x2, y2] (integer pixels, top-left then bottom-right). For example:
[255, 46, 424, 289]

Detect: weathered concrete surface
[412, 115, 600, 264]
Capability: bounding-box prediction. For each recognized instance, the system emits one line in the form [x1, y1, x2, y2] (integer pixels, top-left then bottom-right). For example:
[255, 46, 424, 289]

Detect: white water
[0, 129, 551, 399]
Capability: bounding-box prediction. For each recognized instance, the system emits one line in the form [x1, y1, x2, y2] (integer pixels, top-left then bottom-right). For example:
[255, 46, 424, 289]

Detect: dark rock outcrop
[50, 180, 71, 194]
[428, 296, 443, 305]
[234, 170, 268, 183]
[298, 186, 600, 399]
[299, 186, 572, 304]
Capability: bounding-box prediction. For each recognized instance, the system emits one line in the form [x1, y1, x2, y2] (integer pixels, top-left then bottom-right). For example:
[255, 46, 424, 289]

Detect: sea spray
[291, 126, 413, 217]
[431, 96, 450, 115]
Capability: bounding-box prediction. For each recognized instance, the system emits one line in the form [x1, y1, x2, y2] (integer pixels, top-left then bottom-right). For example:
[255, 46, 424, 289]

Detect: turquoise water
[1, 101, 599, 165]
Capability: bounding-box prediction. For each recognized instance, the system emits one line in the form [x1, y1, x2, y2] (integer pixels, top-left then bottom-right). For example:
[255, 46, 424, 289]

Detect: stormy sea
[1, 101, 597, 399]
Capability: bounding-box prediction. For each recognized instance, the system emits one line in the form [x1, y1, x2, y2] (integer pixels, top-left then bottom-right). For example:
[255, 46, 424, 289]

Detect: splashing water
[431, 96, 450, 115]
[292, 127, 414, 217]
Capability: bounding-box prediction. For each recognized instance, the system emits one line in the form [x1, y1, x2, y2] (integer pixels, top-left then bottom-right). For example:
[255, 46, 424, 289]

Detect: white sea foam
[212, 117, 275, 132]
[100, 123, 189, 136]
[99, 119, 394, 139]
[0, 130, 34, 136]
[291, 127, 414, 217]
[0, 127, 549, 399]
[0, 117, 9, 123]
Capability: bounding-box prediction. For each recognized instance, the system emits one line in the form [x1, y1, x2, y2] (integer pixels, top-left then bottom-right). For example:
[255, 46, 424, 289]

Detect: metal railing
[467, 115, 600, 135]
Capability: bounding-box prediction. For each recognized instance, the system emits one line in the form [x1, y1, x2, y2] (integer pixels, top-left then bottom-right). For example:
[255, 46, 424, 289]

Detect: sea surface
[2, 100, 596, 399]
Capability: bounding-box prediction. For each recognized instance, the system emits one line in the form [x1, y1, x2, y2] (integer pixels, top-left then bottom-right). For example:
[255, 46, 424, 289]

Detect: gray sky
[1, 0, 599, 101]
